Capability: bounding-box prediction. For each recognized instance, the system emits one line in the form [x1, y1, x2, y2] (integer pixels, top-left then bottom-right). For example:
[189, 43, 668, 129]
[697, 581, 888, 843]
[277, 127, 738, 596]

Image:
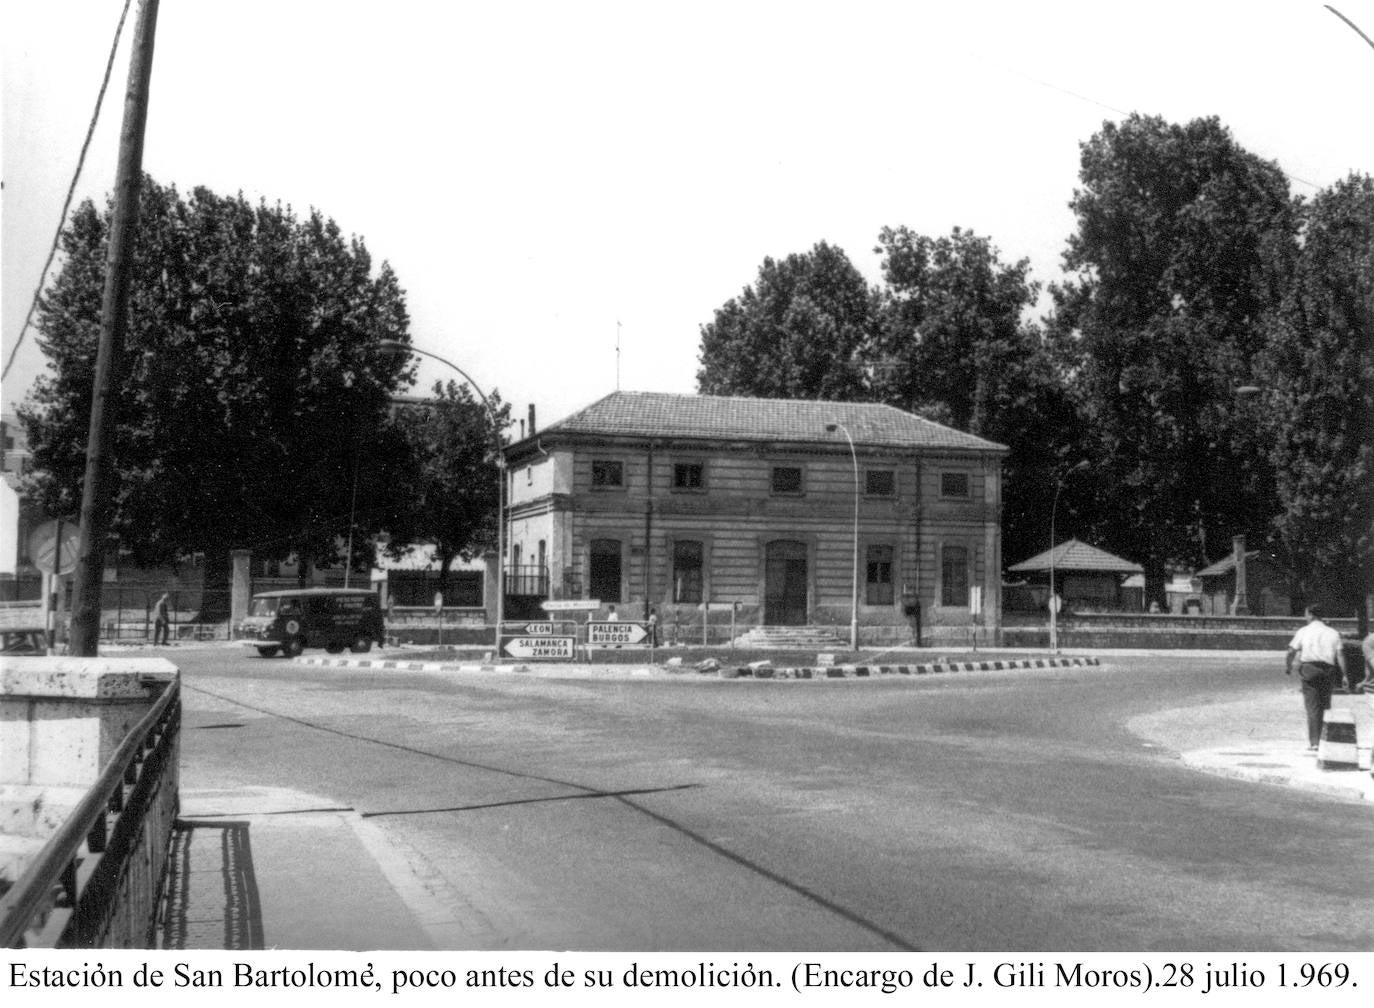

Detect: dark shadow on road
[160, 819, 264, 950]
[360, 782, 702, 818]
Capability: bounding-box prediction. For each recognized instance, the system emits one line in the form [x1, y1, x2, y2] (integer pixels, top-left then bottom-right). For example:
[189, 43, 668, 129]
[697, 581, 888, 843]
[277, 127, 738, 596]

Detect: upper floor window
[673, 462, 705, 490]
[865, 469, 895, 496]
[941, 472, 970, 498]
[592, 459, 624, 488]
[770, 466, 803, 495]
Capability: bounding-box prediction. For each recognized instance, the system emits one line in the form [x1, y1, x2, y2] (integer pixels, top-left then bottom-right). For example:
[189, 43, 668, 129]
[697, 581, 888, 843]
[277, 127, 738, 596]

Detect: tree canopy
[384, 380, 512, 598]
[18, 177, 416, 593]
[1053, 114, 1298, 581]
[1262, 173, 1374, 627]
[696, 241, 875, 400]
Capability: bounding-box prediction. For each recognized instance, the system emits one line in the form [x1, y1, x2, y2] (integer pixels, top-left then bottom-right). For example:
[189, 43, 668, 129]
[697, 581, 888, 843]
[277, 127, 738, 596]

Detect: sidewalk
[161, 787, 448, 950]
[1131, 688, 1374, 805]
[161, 654, 1373, 951]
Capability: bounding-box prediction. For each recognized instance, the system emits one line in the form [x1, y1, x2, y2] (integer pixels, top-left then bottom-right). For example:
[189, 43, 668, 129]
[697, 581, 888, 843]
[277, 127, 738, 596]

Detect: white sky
[4, 0, 1374, 429]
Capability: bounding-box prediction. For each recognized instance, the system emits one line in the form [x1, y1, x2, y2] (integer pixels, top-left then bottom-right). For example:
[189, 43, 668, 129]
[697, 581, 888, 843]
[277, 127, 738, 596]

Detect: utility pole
[68, 0, 160, 656]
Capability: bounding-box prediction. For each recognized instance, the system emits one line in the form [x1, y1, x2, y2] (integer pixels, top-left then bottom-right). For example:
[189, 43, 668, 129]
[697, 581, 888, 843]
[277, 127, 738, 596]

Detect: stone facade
[503, 392, 1007, 645]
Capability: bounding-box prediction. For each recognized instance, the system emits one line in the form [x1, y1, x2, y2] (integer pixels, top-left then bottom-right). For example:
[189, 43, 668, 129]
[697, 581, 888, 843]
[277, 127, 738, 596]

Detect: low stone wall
[0, 657, 178, 943]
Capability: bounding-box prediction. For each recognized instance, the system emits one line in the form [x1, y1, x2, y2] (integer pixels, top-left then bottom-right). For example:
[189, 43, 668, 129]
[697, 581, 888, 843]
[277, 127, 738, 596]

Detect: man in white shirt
[1286, 604, 1348, 750]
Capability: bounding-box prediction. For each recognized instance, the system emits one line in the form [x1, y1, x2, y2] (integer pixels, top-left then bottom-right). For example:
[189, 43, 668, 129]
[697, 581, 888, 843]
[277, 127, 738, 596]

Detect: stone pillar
[230, 549, 252, 626]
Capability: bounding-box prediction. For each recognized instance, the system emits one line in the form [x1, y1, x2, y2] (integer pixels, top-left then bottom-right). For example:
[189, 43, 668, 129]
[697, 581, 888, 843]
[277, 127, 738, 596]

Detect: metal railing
[0, 676, 180, 948]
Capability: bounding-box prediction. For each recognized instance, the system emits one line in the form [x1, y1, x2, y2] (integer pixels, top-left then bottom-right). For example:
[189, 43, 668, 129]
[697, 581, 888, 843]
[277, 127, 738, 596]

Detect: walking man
[1285, 604, 1347, 750]
[153, 592, 171, 646]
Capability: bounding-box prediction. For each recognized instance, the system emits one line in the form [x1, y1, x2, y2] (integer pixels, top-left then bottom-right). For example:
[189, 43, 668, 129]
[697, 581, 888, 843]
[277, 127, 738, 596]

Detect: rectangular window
[941, 472, 970, 498]
[941, 545, 969, 606]
[672, 540, 704, 604]
[592, 459, 624, 488]
[866, 545, 894, 605]
[865, 469, 895, 496]
[770, 466, 803, 495]
[673, 462, 704, 490]
[589, 538, 622, 602]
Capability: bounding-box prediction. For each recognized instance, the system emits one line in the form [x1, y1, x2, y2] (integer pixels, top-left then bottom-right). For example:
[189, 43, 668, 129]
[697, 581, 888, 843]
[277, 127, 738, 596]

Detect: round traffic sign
[29, 519, 81, 575]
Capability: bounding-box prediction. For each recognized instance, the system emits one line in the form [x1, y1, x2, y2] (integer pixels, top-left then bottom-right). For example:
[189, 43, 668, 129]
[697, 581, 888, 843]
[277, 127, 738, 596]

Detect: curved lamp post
[377, 339, 505, 654]
[825, 422, 860, 652]
[1049, 459, 1089, 654]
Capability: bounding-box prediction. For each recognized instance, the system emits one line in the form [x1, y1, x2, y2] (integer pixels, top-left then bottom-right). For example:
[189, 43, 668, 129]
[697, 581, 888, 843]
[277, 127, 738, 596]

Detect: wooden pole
[68, 0, 160, 655]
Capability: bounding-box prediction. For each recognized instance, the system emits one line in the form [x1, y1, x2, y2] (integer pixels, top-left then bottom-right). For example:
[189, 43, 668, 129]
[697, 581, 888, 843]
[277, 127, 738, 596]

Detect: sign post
[969, 585, 983, 651]
[31, 518, 80, 655]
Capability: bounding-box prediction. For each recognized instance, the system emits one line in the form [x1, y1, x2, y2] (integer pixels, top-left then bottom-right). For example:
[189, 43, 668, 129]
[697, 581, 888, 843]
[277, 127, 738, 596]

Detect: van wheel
[281, 636, 305, 658]
[256, 646, 280, 658]
[349, 636, 372, 654]
[325, 642, 346, 654]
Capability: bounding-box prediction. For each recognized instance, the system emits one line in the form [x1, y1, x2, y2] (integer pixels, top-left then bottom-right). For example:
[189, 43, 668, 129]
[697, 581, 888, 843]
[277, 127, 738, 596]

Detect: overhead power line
[2, 0, 136, 384]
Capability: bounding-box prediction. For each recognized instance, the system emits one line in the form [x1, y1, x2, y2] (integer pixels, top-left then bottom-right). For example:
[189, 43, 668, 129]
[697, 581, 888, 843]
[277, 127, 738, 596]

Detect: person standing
[153, 592, 171, 646]
[1285, 604, 1347, 750]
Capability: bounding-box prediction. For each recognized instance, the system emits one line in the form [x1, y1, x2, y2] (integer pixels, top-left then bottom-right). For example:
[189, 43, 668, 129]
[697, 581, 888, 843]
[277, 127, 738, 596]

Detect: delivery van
[236, 587, 385, 658]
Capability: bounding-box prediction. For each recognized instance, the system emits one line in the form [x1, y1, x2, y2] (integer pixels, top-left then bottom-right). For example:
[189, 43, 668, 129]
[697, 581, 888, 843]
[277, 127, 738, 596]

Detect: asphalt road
[170, 647, 1374, 951]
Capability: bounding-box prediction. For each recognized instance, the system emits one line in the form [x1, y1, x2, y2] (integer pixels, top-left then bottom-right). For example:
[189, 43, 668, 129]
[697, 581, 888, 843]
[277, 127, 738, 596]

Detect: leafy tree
[696, 241, 876, 400]
[18, 177, 416, 606]
[1052, 114, 1298, 588]
[1262, 174, 1374, 631]
[384, 380, 511, 600]
[872, 227, 1080, 562]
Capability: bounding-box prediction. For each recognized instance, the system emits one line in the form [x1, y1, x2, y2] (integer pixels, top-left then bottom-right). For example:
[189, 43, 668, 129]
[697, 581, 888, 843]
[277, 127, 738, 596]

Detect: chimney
[528, 404, 536, 436]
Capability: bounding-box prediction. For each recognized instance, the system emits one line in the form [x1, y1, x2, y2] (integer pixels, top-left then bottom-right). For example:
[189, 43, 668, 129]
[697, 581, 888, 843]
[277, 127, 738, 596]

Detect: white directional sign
[501, 635, 575, 660]
[521, 622, 557, 635]
[541, 599, 602, 612]
[586, 621, 649, 646]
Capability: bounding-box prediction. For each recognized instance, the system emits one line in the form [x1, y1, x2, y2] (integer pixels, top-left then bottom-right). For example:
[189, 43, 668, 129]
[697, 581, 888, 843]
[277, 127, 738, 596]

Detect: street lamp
[1049, 459, 1089, 654]
[825, 422, 860, 652]
[376, 339, 505, 655]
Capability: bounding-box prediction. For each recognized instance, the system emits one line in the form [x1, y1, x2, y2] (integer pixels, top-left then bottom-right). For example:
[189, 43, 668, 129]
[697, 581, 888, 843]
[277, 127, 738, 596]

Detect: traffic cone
[1317, 708, 1358, 770]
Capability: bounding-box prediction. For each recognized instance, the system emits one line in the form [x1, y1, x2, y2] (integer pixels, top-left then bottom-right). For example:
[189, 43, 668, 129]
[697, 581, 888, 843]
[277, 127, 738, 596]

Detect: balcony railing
[505, 564, 549, 597]
[0, 676, 180, 948]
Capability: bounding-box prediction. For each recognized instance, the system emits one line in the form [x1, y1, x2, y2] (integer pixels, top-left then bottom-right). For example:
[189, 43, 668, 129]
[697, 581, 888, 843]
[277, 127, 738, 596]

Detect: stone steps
[731, 626, 850, 650]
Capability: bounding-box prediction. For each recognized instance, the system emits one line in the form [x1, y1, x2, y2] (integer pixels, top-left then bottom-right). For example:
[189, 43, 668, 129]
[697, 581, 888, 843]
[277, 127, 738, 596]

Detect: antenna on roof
[616, 320, 622, 390]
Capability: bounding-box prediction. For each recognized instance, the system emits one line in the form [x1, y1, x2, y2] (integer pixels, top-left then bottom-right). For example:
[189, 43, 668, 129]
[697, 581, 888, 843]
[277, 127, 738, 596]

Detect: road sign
[541, 599, 602, 612]
[501, 635, 575, 660]
[521, 622, 557, 635]
[586, 621, 648, 646]
[29, 520, 81, 575]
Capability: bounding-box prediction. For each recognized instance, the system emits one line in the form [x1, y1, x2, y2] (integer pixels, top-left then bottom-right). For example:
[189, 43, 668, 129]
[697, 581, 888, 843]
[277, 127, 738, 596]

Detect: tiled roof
[524, 391, 1007, 452]
[1009, 538, 1143, 574]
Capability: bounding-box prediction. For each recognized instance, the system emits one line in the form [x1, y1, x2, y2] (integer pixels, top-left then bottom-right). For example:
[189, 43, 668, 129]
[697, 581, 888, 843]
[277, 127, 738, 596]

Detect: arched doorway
[764, 540, 808, 625]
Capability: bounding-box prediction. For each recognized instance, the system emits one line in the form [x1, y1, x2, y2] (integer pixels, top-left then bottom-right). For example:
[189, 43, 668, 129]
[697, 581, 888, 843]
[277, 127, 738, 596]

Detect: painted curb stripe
[294, 655, 1100, 678]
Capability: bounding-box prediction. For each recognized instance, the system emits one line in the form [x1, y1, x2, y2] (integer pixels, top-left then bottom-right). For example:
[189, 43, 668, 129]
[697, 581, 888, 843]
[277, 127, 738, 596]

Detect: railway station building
[502, 392, 1007, 645]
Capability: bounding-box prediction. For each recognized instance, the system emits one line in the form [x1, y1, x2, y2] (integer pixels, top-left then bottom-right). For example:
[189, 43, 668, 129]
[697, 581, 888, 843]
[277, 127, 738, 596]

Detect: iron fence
[94, 588, 233, 642]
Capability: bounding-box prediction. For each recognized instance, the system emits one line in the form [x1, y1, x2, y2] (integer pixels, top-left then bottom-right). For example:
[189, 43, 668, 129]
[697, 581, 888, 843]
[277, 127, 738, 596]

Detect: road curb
[1179, 750, 1374, 803]
[292, 655, 1102, 678]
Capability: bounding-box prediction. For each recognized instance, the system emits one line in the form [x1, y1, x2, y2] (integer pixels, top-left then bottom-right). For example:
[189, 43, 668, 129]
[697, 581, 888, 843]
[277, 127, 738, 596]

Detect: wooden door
[764, 540, 808, 625]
